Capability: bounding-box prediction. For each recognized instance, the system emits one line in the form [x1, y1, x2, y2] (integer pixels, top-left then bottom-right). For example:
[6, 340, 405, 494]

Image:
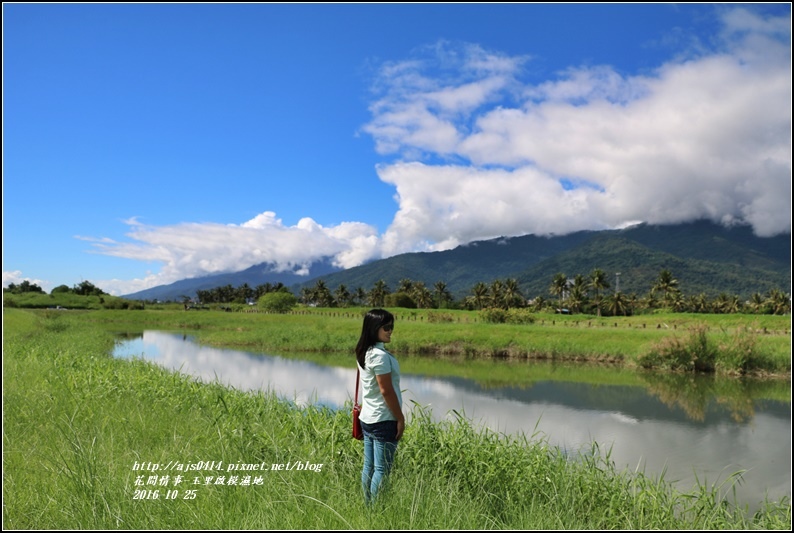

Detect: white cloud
[2, 270, 50, 292]
[88, 212, 381, 294]
[89, 8, 791, 294]
[365, 7, 791, 250]
[377, 162, 594, 257]
[721, 7, 791, 39]
[363, 42, 527, 156]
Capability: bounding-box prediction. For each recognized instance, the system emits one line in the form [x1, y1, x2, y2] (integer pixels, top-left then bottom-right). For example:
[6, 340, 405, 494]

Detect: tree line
[10, 270, 786, 316]
[4, 280, 106, 297]
[544, 269, 790, 316]
[297, 269, 790, 316]
[192, 282, 290, 305]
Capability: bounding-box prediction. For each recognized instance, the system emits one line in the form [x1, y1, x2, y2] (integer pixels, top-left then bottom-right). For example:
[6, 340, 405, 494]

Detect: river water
[113, 330, 791, 512]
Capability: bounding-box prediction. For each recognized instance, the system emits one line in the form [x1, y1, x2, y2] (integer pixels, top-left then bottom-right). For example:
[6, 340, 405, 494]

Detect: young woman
[355, 308, 404, 504]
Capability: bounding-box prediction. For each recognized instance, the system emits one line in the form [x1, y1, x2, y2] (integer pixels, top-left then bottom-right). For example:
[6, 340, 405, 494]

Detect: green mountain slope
[515, 233, 789, 299]
[125, 220, 790, 302]
[301, 231, 596, 298]
[305, 221, 790, 300]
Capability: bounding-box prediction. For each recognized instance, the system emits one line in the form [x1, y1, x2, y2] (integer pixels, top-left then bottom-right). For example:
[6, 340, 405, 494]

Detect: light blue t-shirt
[358, 342, 402, 424]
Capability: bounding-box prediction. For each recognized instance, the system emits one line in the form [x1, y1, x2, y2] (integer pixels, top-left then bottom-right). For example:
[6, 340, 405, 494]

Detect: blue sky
[3, 3, 791, 296]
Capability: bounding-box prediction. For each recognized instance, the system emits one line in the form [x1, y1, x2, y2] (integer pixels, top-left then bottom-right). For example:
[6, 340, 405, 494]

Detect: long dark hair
[355, 308, 394, 369]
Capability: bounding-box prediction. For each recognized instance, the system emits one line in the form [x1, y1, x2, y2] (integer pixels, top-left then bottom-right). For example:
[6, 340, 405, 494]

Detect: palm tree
[433, 281, 452, 309]
[572, 274, 588, 292]
[627, 293, 639, 316]
[670, 292, 686, 313]
[334, 284, 351, 308]
[748, 292, 765, 314]
[236, 283, 254, 303]
[690, 293, 709, 313]
[312, 280, 334, 307]
[353, 287, 368, 306]
[397, 278, 414, 294]
[470, 282, 489, 310]
[726, 294, 741, 314]
[606, 291, 628, 316]
[550, 273, 569, 311]
[530, 295, 546, 312]
[766, 289, 791, 315]
[299, 286, 315, 306]
[368, 280, 390, 307]
[568, 285, 587, 314]
[503, 278, 524, 309]
[412, 282, 433, 308]
[589, 269, 610, 317]
[652, 269, 679, 307]
[218, 284, 235, 303]
[254, 283, 274, 299]
[643, 290, 659, 311]
[490, 279, 505, 309]
[570, 274, 588, 314]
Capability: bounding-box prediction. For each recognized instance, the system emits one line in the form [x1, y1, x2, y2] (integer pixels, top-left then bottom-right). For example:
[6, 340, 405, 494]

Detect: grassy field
[3, 308, 791, 529]
[84, 307, 792, 376]
[3, 290, 142, 310]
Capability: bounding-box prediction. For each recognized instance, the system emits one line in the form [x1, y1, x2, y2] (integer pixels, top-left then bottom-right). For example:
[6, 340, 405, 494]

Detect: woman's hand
[376, 373, 405, 440]
[395, 418, 405, 441]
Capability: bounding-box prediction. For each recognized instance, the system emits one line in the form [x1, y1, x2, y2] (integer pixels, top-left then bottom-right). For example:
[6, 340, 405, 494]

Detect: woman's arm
[375, 373, 405, 440]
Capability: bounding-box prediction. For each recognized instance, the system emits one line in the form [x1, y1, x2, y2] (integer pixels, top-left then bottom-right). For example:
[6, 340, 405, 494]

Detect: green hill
[304, 220, 790, 300]
[515, 233, 788, 299]
[120, 220, 790, 303]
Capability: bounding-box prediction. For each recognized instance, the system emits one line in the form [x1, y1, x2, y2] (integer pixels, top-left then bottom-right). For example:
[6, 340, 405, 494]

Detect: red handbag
[353, 368, 364, 440]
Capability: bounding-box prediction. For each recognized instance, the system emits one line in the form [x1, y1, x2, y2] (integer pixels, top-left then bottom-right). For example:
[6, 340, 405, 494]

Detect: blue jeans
[360, 420, 398, 504]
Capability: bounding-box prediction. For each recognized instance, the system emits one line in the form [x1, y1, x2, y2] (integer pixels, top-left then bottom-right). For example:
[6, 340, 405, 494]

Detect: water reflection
[640, 372, 764, 423]
[114, 331, 353, 407]
[113, 330, 790, 510]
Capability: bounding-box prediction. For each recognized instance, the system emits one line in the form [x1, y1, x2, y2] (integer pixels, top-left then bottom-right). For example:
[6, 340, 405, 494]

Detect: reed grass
[3, 308, 791, 529]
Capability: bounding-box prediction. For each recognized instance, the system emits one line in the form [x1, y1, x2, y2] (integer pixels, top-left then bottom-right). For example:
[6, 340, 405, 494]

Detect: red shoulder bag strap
[355, 368, 360, 406]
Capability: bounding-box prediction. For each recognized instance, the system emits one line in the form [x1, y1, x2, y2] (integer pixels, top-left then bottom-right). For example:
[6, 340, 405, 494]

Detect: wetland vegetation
[3, 307, 791, 529]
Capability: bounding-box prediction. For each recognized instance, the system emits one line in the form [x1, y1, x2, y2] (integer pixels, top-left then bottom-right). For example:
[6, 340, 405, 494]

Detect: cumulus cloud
[2, 270, 50, 291]
[88, 214, 380, 294]
[366, 8, 791, 251]
[377, 162, 595, 256]
[363, 42, 528, 156]
[88, 8, 790, 294]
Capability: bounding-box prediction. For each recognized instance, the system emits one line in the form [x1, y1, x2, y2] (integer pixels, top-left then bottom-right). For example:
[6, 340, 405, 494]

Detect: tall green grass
[3, 291, 139, 310]
[638, 324, 784, 375]
[4, 308, 790, 529]
[84, 308, 791, 375]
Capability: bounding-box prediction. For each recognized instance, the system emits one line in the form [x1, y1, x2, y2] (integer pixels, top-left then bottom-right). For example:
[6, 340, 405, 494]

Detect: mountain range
[123, 220, 791, 302]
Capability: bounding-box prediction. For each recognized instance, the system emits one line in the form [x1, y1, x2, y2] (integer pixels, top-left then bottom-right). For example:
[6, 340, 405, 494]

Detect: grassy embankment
[3, 308, 791, 529]
[86, 307, 791, 376]
[101, 307, 791, 418]
[3, 290, 141, 310]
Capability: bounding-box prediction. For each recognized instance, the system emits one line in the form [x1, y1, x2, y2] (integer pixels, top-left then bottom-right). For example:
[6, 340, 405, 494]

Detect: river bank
[4, 308, 791, 529]
[86, 307, 792, 377]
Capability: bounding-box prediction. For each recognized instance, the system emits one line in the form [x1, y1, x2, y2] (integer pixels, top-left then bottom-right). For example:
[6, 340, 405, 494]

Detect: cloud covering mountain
[86, 7, 790, 296]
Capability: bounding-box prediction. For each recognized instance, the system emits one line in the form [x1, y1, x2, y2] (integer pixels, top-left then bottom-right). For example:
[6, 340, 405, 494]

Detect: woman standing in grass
[355, 308, 404, 504]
